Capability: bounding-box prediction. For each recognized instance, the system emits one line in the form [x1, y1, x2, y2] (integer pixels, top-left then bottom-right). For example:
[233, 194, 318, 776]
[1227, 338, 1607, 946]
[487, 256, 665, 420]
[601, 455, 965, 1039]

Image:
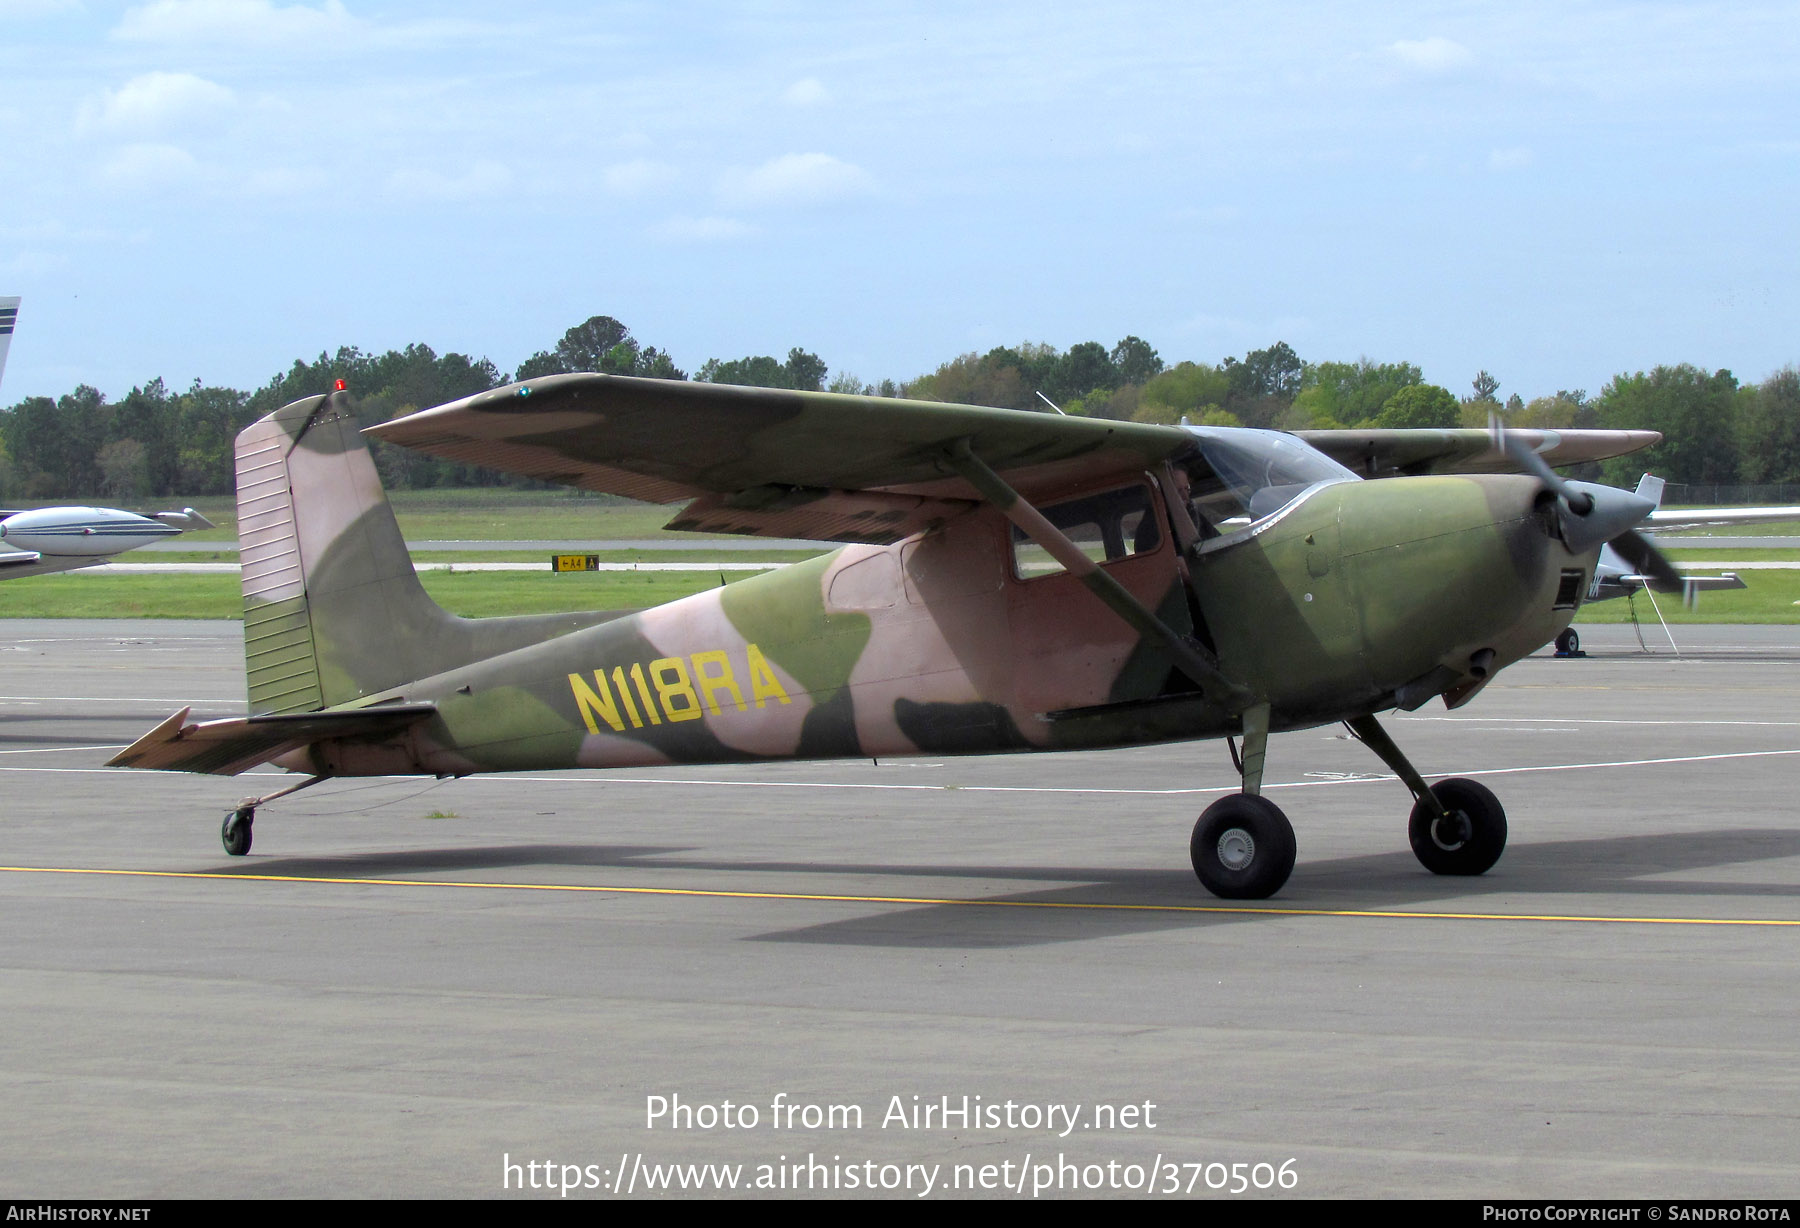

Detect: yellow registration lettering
[568, 670, 626, 734]
[608, 666, 644, 728]
[650, 657, 703, 722]
[628, 662, 662, 726]
[690, 650, 747, 716]
[744, 643, 791, 708]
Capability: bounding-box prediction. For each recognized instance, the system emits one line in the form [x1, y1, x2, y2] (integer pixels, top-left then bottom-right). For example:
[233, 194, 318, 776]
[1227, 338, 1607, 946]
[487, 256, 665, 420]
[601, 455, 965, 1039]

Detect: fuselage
[0, 506, 184, 557]
[279, 465, 1602, 779]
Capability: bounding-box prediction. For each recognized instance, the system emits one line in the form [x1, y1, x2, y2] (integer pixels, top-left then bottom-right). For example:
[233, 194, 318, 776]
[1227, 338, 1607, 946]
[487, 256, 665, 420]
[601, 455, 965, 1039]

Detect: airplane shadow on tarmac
[216, 827, 1800, 949]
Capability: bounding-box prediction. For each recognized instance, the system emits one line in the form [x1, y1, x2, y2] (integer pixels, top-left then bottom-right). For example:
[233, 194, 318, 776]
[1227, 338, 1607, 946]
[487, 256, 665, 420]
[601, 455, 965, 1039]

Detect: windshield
[1179, 427, 1358, 529]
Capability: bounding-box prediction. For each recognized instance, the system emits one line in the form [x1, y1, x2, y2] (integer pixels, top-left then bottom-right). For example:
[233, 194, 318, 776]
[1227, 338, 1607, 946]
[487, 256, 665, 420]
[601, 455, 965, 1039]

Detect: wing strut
[941, 439, 1245, 710]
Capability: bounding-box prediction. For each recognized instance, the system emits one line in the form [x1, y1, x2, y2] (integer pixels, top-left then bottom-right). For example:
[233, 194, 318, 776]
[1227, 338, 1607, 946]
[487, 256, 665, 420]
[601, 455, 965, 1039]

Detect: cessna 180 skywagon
[110, 377, 1665, 899]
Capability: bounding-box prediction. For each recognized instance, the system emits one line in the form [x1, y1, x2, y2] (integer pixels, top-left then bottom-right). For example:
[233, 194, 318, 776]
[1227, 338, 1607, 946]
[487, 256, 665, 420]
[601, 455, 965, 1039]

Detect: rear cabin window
[1012, 483, 1161, 579]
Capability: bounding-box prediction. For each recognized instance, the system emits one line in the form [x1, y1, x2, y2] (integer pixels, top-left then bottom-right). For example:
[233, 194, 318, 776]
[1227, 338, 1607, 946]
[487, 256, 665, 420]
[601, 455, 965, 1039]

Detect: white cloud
[782, 77, 830, 107]
[78, 72, 235, 135]
[97, 142, 201, 189]
[650, 215, 755, 243]
[720, 152, 875, 209]
[384, 160, 511, 201]
[1389, 36, 1474, 75]
[1489, 146, 1534, 171]
[603, 159, 678, 197]
[114, 0, 360, 45]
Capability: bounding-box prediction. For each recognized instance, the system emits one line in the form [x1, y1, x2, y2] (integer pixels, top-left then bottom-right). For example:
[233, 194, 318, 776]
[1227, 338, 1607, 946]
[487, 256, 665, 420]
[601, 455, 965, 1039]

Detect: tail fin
[1633, 473, 1666, 509]
[0, 296, 19, 397]
[237, 391, 612, 715]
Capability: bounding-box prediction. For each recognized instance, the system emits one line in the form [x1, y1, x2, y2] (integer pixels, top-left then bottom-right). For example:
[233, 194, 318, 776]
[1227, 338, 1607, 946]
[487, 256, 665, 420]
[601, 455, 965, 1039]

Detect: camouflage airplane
[109, 378, 1665, 899]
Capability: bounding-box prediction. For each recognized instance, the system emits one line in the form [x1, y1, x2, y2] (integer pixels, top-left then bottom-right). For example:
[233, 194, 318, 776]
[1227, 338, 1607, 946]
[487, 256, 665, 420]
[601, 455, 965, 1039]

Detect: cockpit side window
[1011, 482, 1160, 579]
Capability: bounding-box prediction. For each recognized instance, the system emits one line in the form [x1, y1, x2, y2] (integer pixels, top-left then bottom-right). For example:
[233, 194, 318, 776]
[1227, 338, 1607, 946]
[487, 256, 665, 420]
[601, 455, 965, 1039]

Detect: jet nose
[1558, 481, 1655, 554]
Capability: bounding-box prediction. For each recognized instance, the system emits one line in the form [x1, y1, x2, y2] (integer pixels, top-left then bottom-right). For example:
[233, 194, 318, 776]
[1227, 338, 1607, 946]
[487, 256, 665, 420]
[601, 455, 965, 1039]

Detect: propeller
[1490, 412, 1686, 598]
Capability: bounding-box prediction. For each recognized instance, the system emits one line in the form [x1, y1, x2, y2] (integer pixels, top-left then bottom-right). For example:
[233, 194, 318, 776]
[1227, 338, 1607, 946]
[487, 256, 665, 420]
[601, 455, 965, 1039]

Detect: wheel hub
[1216, 827, 1256, 871]
[1431, 810, 1472, 850]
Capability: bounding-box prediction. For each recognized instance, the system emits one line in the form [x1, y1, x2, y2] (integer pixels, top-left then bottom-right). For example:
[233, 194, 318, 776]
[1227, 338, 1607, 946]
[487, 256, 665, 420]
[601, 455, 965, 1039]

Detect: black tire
[1408, 778, 1505, 876]
[221, 808, 253, 857]
[1190, 794, 1296, 899]
[1555, 628, 1580, 655]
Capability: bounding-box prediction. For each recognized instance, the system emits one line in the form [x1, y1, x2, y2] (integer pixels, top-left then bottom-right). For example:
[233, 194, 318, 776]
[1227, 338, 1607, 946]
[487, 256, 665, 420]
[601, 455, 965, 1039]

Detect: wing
[1648, 506, 1800, 531]
[1297, 428, 1661, 478]
[366, 374, 1196, 544]
[0, 550, 103, 580]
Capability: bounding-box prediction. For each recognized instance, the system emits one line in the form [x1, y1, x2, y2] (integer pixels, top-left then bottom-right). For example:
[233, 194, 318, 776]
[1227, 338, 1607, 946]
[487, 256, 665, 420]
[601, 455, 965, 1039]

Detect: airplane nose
[1557, 481, 1655, 554]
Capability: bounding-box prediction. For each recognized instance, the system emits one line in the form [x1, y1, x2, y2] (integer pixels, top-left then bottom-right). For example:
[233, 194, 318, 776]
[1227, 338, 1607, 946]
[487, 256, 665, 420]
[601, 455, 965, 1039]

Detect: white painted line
[1669, 561, 1800, 570]
[1402, 715, 1800, 728]
[86, 561, 785, 574]
[0, 745, 125, 755]
[0, 696, 237, 704]
[13, 747, 1800, 792]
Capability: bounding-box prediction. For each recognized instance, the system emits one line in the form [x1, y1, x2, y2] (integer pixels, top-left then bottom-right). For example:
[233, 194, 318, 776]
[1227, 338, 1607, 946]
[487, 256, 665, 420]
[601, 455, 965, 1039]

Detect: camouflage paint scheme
[111, 378, 1655, 789]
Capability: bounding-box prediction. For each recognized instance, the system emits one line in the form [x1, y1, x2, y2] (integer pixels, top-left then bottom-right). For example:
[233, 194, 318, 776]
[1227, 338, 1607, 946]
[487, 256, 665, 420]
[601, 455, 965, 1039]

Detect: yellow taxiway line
[3, 864, 1797, 927]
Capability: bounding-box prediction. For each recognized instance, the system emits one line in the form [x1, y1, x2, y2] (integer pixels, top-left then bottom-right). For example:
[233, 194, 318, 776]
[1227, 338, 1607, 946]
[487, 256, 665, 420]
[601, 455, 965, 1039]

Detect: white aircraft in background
[1555, 473, 1798, 654]
[0, 296, 217, 579]
[0, 505, 216, 579]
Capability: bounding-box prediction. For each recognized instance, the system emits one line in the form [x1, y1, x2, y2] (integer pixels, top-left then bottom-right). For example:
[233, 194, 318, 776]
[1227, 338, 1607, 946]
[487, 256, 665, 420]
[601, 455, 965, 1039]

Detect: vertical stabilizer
[238, 391, 431, 713]
[0, 297, 18, 396]
[237, 390, 614, 715]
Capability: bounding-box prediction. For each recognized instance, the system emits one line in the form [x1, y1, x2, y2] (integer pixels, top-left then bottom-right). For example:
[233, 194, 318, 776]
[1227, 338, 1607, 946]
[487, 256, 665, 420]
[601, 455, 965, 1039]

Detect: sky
[1, 0, 1797, 406]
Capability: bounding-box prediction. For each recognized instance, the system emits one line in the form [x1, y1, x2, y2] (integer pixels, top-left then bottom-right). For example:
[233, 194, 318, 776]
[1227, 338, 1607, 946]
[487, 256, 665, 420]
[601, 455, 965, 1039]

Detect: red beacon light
[334, 379, 347, 391]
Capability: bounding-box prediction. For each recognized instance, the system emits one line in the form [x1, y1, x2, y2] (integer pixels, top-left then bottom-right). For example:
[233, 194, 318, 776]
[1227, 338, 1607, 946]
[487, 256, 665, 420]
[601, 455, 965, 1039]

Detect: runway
[2, 620, 1798, 1198]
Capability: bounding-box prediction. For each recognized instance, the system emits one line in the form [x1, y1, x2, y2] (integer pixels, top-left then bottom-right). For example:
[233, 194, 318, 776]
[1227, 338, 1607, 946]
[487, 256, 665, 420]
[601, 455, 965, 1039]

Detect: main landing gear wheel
[1408, 778, 1506, 876]
[221, 808, 254, 857]
[1190, 794, 1296, 899]
[1555, 627, 1580, 655]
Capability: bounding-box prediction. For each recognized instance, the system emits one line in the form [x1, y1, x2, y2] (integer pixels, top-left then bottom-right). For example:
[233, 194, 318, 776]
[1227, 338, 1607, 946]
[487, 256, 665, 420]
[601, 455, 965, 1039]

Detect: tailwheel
[221, 808, 254, 857]
[1408, 778, 1506, 876]
[1190, 794, 1296, 899]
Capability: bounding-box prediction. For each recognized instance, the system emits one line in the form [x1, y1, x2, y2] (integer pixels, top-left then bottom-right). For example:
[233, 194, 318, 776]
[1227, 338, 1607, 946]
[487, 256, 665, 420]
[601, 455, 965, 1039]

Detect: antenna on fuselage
[1034, 391, 1067, 416]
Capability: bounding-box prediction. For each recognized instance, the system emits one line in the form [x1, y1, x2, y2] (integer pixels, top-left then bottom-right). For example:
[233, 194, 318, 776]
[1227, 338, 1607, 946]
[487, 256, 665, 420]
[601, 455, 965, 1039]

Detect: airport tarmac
[2, 619, 1797, 1199]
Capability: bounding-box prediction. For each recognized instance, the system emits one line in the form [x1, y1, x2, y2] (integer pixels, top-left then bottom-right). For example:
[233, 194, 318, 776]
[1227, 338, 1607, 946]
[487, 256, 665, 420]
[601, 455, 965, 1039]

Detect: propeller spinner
[1492, 418, 1683, 598]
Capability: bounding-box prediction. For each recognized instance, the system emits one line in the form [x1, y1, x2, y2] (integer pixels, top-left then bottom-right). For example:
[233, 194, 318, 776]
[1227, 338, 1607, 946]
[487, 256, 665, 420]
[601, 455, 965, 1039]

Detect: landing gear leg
[1345, 714, 1507, 876]
[1192, 703, 1295, 899]
[217, 774, 332, 856]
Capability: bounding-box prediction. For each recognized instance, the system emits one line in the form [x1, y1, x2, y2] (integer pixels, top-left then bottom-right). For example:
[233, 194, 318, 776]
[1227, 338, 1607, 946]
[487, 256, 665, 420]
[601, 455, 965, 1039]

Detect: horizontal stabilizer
[106, 703, 437, 776]
[1679, 572, 1746, 593]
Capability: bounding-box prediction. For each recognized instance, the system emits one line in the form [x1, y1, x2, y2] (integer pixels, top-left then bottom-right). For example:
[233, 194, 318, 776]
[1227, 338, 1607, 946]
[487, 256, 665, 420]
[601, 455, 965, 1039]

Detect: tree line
[2, 314, 1795, 499]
